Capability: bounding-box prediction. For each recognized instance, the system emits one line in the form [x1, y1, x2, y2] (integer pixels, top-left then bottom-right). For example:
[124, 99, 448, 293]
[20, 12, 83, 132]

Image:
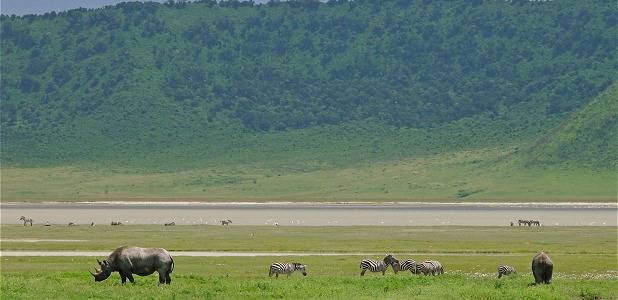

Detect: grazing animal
[532, 252, 553, 284]
[164, 222, 175, 226]
[20, 216, 33, 226]
[90, 246, 174, 285]
[394, 259, 417, 274]
[220, 219, 232, 225]
[416, 260, 444, 276]
[68, 222, 77, 226]
[530, 220, 540, 226]
[269, 262, 307, 278]
[111, 221, 123, 226]
[360, 254, 396, 276]
[498, 264, 516, 278]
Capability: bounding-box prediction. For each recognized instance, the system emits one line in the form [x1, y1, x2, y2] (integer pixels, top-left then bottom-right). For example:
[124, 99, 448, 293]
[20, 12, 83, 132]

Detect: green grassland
[1, 226, 616, 299]
[2, 84, 616, 202]
[2, 146, 615, 202]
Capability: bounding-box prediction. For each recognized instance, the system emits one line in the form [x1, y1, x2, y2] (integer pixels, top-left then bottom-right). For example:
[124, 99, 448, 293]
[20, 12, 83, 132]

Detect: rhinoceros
[90, 246, 174, 285]
[532, 252, 553, 284]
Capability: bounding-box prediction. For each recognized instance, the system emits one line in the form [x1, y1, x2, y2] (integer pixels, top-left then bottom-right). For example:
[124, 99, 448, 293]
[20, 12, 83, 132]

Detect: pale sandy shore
[2, 201, 616, 208]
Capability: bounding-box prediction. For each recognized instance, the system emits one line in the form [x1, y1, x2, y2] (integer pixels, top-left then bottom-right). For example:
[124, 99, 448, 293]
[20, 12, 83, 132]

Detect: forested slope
[1, 0, 616, 169]
[524, 83, 617, 171]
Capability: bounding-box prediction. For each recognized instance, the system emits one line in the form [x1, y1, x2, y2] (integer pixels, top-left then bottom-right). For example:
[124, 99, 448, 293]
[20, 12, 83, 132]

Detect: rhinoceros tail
[169, 256, 174, 273]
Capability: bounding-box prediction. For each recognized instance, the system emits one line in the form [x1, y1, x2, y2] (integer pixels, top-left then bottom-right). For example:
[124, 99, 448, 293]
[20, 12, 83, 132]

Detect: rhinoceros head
[90, 259, 112, 282]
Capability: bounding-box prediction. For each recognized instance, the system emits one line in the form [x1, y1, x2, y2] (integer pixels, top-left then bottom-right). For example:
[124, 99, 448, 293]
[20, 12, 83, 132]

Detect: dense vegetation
[1, 0, 615, 169]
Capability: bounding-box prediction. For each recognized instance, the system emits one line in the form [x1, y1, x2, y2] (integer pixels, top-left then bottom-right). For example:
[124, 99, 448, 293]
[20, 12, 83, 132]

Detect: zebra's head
[383, 254, 396, 264]
[295, 263, 307, 276]
[391, 259, 400, 274]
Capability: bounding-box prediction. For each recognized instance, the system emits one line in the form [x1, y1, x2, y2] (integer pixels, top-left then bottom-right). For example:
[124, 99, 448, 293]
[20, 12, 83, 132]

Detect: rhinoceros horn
[90, 268, 99, 276]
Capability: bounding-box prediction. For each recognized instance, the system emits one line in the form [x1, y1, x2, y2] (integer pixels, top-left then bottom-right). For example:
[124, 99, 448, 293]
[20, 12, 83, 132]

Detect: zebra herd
[360, 255, 445, 277]
[270, 255, 519, 280]
[517, 219, 541, 226]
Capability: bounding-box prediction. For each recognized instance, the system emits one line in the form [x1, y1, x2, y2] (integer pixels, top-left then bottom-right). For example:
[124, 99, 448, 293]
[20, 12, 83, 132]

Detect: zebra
[268, 262, 307, 278]
[394, 259, 417, 274]
[20, 216, 33, 226]
[518, 219, 529, 226]
[220, 219, 232, 225]
[360, 254, 396, 276]
[164, 222, 176, 226]
[68, 222, 77, 226]
[498, 264, 517, 278]
[530, 220, 540, 226]
[416, 260, 444, 276]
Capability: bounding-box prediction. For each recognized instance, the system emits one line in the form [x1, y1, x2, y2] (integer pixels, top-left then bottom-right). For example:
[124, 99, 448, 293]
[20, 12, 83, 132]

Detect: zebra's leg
[360, 269, 366, 276]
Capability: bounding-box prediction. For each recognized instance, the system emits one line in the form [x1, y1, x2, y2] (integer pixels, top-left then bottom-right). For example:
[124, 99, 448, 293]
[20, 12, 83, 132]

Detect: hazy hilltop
[1, 0, 616, 201]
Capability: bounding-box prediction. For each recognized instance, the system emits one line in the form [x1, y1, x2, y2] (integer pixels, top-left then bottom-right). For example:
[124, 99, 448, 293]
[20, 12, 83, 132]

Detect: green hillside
[0, 0, 616, 201]
[524, 83, 617, 171]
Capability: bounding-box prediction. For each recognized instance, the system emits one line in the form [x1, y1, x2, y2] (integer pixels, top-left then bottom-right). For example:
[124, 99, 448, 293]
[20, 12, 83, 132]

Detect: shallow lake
[1, 202, 616, 226]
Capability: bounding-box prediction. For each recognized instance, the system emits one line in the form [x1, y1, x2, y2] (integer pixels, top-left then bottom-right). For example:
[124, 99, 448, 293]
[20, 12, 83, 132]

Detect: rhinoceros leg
[120, 273, 127, 285]
[166, 271, 172, 285]
[126, 273, 135, 284]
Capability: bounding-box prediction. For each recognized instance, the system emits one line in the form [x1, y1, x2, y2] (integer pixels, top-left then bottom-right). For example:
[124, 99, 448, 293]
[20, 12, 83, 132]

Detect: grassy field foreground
[1, 225, 616, 299]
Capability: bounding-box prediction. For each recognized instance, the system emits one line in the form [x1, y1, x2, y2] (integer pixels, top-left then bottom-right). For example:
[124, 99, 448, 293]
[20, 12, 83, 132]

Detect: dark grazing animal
[164, 222, 175, 226]
[532, 252, 553, 284]
[360, 254, 396, 276]
[20, 216, 33, 226]
[111, 221, 123, 226]
[269, 262, 307, 278]
[498, 264, 516, 278]
[220, 219, 232, 225]
[90, 246, 174, 285]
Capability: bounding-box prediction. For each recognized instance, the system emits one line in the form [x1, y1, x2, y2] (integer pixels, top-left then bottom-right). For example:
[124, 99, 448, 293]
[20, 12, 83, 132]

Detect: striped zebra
[498, 264, 516, 278]
[220, 219, 232, 225]
[394, 259, 417, 274]
[416, 260, 444, 276]
[360, 254, 396, 276]
[269, 262, 307, 278]
[20, 216, 33, 226]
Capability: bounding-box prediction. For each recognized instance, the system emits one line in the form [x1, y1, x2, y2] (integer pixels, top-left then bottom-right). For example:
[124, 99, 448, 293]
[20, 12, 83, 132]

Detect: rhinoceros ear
[97, 259, 102, 266]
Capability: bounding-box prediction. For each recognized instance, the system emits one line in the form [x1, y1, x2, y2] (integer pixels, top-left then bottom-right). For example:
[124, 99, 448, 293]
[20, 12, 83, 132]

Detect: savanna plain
[1, 224, 616, 299]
